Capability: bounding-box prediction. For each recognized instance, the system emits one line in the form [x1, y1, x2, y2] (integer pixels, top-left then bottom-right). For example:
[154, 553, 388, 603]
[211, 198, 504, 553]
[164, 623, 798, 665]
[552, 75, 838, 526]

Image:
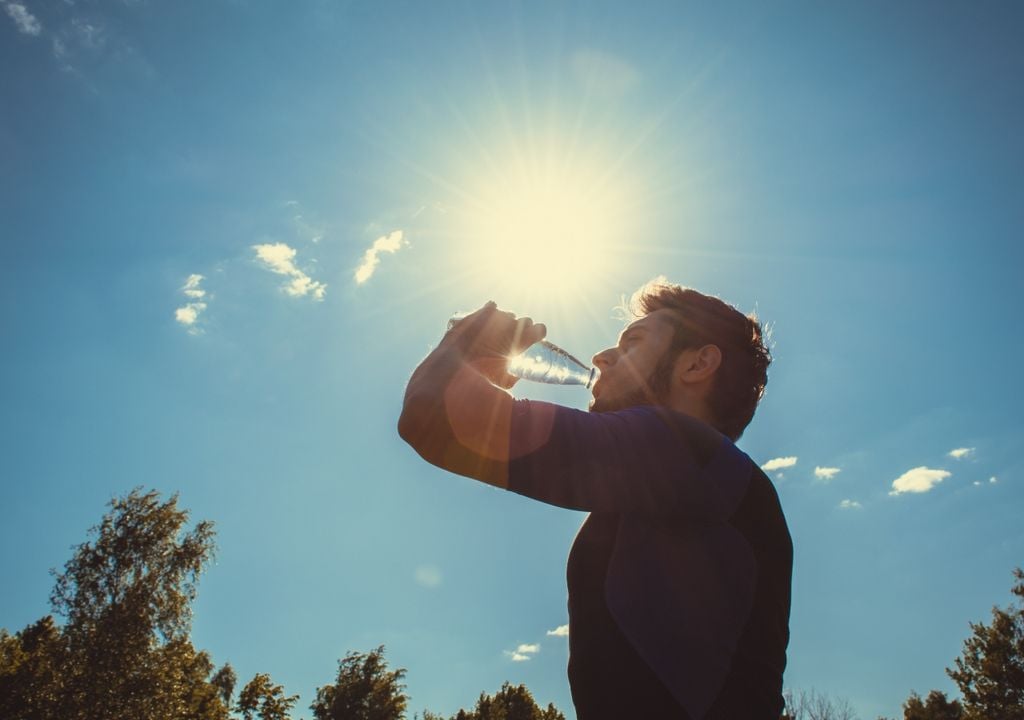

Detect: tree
[237, 672, 300, 720]
[902, 690, 963, 720]
[44, 487, 224, 720]
[311, 645, 408, 720]
[0, 616, 66, 719]
[212, 662, 239, 707]
[1, 488, 297, 720]
[947, 567, 1024, 719]
[439, 682, 566, 720]
[50, 487, 216, 643]
[0, 488, 245, 720]
[782, 688, 858, 720]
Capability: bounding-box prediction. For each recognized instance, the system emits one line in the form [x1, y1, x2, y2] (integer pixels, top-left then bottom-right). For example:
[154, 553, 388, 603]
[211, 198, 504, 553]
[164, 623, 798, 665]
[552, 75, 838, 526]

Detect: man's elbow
[397, 400, 419, 447]
[397, 394, 440, 453]
[397, 405, 418, 447]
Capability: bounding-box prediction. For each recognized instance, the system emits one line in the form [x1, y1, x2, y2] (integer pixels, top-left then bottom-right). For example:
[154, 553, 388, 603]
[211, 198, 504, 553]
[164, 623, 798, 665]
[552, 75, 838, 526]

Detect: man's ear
[677, 344, 722, 384]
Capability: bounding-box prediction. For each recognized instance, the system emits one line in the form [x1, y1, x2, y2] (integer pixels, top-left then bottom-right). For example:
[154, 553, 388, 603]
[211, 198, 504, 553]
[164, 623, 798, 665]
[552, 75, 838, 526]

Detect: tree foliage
[947, 567, 1024, 720]
[2, 488, 565, 720]
[430, 682, 566, 720]
[782, 687, 858, 720]
[50, 487, 216, 644]
[0, 616, 65, 720]
[311, 645, 408, 720]
[44, 488, 225, 720]
[902, 690, 963, 720]
[212, 662, 239, 707]
[0, 488, 290, 720]
[237, 672, 300, 720]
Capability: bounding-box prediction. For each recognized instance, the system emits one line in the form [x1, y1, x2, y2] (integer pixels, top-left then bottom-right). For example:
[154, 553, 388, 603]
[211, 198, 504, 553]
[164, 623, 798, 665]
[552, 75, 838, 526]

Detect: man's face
[588, 309, 679, 413]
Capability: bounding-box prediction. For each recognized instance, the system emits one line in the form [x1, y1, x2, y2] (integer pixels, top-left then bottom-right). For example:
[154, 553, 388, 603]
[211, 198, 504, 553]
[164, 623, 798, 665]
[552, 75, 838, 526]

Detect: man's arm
[506, 402, 752, 519]
[397, 304, 547, 488]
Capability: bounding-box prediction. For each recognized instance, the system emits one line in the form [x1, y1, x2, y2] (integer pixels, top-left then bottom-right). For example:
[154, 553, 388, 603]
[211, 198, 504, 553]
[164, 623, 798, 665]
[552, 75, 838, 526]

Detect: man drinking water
[398, 279, 792, 719]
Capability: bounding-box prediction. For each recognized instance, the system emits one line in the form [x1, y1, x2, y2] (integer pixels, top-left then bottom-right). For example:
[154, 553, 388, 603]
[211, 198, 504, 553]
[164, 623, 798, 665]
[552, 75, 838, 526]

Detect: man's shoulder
[532, 401, 729, 462]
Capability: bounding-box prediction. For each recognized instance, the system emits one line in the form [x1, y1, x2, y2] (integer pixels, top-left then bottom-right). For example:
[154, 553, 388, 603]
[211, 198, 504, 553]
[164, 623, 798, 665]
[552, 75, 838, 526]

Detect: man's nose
[592, 348, 617, 370]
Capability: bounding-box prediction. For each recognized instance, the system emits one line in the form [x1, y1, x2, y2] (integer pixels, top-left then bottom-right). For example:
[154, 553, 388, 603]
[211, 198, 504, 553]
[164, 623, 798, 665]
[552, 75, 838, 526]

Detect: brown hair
[629, 278, 771, 441]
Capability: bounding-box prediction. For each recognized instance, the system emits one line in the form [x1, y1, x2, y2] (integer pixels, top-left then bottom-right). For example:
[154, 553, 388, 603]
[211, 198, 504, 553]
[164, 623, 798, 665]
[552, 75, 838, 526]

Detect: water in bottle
[507, 341, 595, 388]
[447, 312, 595, 389]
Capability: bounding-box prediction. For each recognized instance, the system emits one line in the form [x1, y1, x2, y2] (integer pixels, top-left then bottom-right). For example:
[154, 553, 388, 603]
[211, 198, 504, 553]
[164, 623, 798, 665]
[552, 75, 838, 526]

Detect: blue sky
[2, 1, 1023, 718]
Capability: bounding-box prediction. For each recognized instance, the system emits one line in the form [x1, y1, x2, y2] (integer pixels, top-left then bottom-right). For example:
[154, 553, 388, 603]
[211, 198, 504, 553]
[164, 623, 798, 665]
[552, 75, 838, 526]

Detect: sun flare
[451, 139, 635, 312]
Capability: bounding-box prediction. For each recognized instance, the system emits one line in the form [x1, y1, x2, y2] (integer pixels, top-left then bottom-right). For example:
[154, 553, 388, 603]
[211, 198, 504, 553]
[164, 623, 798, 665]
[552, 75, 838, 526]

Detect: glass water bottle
[506, 341, 596, 389]
[447, 312, 596, 389]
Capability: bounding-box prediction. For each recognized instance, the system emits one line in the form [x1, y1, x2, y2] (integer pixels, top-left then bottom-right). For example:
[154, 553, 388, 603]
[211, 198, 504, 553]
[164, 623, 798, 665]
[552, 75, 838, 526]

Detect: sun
[449, 138, 635, 312]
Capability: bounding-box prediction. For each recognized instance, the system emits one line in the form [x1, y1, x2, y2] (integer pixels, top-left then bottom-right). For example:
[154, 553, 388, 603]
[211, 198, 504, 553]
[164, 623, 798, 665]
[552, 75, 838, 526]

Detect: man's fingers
[446, 302, 497, 343]
[447, 302, 547, 359]
[529, 322, 547, 345]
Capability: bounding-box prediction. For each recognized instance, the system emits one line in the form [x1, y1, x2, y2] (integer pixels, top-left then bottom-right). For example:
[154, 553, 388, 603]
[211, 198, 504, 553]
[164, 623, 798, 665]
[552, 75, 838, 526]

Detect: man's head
[589, 278, 771, 441]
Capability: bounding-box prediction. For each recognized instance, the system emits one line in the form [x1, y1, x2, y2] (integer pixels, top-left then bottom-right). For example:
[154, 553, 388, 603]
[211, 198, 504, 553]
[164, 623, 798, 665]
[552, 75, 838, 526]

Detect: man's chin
[589, 390, 651, 414]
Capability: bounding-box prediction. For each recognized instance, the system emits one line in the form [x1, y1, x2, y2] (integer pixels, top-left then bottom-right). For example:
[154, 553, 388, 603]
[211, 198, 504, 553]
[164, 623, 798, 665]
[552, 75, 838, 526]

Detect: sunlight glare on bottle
[447, 312, 595, 389]
[507, 341, 596, 389]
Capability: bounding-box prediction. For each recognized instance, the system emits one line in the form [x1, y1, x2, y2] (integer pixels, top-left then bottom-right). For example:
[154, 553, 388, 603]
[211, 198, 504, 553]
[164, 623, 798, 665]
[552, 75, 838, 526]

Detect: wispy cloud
[3, 0, 144, 80]
[4, 2, 42, 35]
[505, 643, 540, 662]
[182, 274, 206, 299]
[413, 564, 442, 589]
[974, 476, 999, 487]
[948, 447, 975, 460]
[70, 16, 105, 50]
[253, 242, 326, 300]
[354, 230, 406, 285]
[838, 499, 862, 510]
[174, 274, 208, 334]
[291, 207, 325, 244]
[546, 625, 569, 637]
[761, 456, 798, 472]
[889, 466, 951, 496]
[814, 466, 841, 481]
[571, 49, 641, 99]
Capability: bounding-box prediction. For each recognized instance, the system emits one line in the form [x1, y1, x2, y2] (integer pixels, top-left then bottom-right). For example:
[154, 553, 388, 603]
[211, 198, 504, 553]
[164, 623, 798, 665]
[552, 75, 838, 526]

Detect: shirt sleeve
[506, 401, 753, 519]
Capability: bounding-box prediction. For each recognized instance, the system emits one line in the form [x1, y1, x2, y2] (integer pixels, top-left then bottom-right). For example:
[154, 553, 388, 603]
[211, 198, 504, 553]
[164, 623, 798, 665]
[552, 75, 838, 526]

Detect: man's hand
[444, 302, 547, 388]
[399, 302, 547, 488]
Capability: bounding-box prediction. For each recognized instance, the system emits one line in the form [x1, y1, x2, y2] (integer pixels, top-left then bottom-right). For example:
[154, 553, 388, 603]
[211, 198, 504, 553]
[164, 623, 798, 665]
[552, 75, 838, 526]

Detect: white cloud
[571, 50, 640, 99]
[814, 466, 841, 481]
[175, 303, 206, 327]
[990, 476, 998, 484]
[174, 274, 208, 333]
[889, 466, 951, 496]
[838, 499, 862, 510]
[761, 456, 798, 472]
[182, 274, 206, 299]
[413, 564, 442, 589]
[354, 230, 406, 285]
[505, 643, 540, 662]
[4, 2, 42, 35]
[546, 625, 569, 637]
[948, 447, 975, 460]
[253, 242, 326, 300]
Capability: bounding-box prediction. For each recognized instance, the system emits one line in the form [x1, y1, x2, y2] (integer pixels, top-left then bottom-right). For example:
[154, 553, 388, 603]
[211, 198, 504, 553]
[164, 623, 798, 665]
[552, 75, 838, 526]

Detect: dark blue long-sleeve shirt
[507, 401, 792, 720]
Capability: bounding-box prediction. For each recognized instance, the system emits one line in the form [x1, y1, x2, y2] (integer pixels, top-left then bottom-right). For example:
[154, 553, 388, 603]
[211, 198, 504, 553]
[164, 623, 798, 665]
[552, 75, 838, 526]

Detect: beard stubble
[588, 349, 677, 414]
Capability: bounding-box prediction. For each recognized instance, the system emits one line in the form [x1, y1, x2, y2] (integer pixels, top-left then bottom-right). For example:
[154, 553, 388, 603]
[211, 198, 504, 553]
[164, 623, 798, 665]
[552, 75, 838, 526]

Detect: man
[398, 279, 792, 719]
